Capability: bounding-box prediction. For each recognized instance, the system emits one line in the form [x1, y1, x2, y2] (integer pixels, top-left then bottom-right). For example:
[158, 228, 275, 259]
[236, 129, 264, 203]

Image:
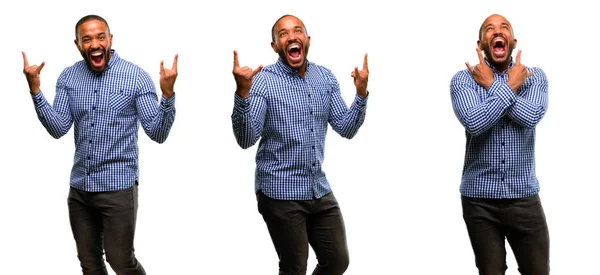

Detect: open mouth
[89, 50, 104, 67]
[491, 37, 507, 58]
[287, 43, 303, 63]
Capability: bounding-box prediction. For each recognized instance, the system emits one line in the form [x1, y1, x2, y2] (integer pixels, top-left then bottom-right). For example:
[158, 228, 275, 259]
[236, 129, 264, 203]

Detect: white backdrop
[1, 0, 598, 274]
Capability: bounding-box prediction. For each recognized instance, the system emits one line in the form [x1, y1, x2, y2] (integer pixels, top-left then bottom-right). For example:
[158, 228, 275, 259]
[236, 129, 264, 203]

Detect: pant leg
[462, 196, 508, 275]
[94, 183, 146, 275]
[308, 192, 350, 275]
[68, 187, 109, 275]
[257, 191, 310, 275]
[504, 195, 550, 275]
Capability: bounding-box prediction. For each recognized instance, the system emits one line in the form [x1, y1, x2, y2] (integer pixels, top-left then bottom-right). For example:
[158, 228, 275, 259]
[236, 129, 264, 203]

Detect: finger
[527, 71, 534, 77]
[515, 49, 522, 65]
[36, 61, 46, 74]
[362, 53, 368, 71]
[465, 62, 474, 72]
[354, 66, 359, 78]
[171, 54, 179, 72]
[160, 60, 165, 73]
[233, 50, 240, 70]
[252, 65, 263, 76]
[476, 48, 485, 64]
[22, 51, 30, 69]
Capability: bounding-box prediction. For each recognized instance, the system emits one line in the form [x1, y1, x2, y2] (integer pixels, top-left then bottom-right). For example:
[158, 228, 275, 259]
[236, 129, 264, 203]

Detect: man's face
[271, 16, 311, 71]
[75, 19, 112, 73]
[478, 14, 517, 70]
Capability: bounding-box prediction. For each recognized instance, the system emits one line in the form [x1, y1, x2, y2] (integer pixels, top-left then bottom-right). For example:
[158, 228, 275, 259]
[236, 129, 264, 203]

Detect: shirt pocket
[311, 83, 332, 119]
[109, 88, 136, 114]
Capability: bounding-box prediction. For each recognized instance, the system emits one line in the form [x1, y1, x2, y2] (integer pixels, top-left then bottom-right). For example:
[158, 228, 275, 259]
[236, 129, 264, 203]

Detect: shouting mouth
[287, 43, 303, 64]
[491, 37, 507, 59]
[88, 50, 106, 71]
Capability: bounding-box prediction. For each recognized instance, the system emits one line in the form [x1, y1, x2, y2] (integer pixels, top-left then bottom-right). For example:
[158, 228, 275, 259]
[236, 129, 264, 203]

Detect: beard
[80, 46, 110, 73]
[275, 42, 309, 71]
[482, 40, 515, 70]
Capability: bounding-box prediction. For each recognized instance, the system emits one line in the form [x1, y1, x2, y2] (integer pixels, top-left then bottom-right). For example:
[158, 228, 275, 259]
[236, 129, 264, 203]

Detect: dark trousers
[257, 191, 350, 275]
[462, 194, 550, 275]
[67, 183, 146, 275]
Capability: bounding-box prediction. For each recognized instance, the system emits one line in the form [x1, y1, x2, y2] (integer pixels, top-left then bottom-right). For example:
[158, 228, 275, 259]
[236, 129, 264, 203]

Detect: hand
[232, 50, 263, 98]
[507, 50, 533, 93]
[352, 53, 369, 98]
[466, 48, 494, 90]
[22, 51, 45, 95]
[160, 54, 178, 98]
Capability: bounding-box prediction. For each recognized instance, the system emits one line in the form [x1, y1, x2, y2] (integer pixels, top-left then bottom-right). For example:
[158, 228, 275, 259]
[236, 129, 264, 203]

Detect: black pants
[257, 191, 350, 275]
[462, 194, 550, 275]
[67, 184, 146, 275]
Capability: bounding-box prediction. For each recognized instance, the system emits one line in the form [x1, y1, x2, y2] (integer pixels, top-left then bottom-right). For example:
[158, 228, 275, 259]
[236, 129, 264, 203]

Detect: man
[450, 14, 550, 274]
[22, 14, 178, 275]
[231, 14, 369, 275]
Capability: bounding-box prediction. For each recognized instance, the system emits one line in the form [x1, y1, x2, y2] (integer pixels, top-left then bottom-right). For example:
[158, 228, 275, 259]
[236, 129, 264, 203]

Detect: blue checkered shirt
[232, 58, 368, 200]
[31, 50, 176, 192]
[451, 59, 548, 199]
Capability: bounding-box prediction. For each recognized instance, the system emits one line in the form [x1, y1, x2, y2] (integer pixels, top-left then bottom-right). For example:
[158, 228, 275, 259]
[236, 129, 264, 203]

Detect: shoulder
[450, 68, 474, 87]
[528, 66, 547, 80]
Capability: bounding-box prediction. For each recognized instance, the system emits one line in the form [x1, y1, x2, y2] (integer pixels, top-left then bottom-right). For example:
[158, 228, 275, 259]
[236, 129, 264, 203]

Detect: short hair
[271, 14, 307, 42]
[478, 15, 514, 40]
[75, 14, 110, 39]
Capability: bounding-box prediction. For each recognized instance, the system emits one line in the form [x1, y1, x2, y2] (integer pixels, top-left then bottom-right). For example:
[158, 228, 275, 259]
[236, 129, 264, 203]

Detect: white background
[1, 0, 598, 274]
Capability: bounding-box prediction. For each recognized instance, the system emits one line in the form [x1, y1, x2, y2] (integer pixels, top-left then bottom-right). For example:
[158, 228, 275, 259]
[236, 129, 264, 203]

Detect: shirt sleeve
[450, 69, 517, 136]
[506, 67, 548, 128]
[31, 73, 73, 139]
[231, 73, 268, 149]
[136, 70, 176, 144]
[328, 73, 368, 139]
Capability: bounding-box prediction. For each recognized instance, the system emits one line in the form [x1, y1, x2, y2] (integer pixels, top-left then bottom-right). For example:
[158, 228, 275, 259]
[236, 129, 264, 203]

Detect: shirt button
[501, 142, 505, 146]
[310, 128, 314, 132]
[86, 172, 90, 176]
[501, 178, 505, 181]
[91, 123, 94, 127]
[312, 163, 316, 167]
[501, 160, 505, 164]
[308, 94, 311, 97]
[87, 156, 91, 160]
[92, 106, 97, 110]
[312, 146, 315, 149]
[310, 111, 313, 115]
[89, 140, 92, 144]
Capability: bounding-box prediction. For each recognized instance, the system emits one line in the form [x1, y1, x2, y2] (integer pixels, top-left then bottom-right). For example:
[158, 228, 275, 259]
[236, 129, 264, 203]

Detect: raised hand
[159, 54, 178, 98]
[466, 48, 494, 90]
[22, 51, 45, 95]
[351, 53, 369, 98]
[232, 50, 263, 98]
[507, 50, 533, 93]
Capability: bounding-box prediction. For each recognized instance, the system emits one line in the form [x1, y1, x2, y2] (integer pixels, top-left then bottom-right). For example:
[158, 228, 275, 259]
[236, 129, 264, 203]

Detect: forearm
[330, 93, 368, 139]
[32, 91, 71, 138]
[142, 94, 176, 144]
[506, 96, 547, 128]
[452, 79, 516, 136]
[231, 94, 261, 149]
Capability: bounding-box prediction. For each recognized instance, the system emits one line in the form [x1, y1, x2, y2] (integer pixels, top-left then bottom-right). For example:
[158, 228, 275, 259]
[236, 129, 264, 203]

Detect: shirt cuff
[161, 93, 176, 110]
[353, 92, 369, 110]
[31, 91, 48, 107]
[233, 93, 250, 113]
[489, 81, 516, 107]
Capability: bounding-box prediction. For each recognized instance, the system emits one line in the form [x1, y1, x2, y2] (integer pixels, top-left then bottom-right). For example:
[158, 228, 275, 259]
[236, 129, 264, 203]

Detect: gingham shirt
[451, 59, 548, 199]
[232, 58, 368, 200]
[31, 50, 176, 192]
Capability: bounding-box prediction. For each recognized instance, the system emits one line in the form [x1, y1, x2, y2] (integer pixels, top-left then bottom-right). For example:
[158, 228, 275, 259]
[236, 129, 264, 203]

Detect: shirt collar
[274, 57, 312, 76]
[90, 49, 119, 76]
[484, 57, 514, 74]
